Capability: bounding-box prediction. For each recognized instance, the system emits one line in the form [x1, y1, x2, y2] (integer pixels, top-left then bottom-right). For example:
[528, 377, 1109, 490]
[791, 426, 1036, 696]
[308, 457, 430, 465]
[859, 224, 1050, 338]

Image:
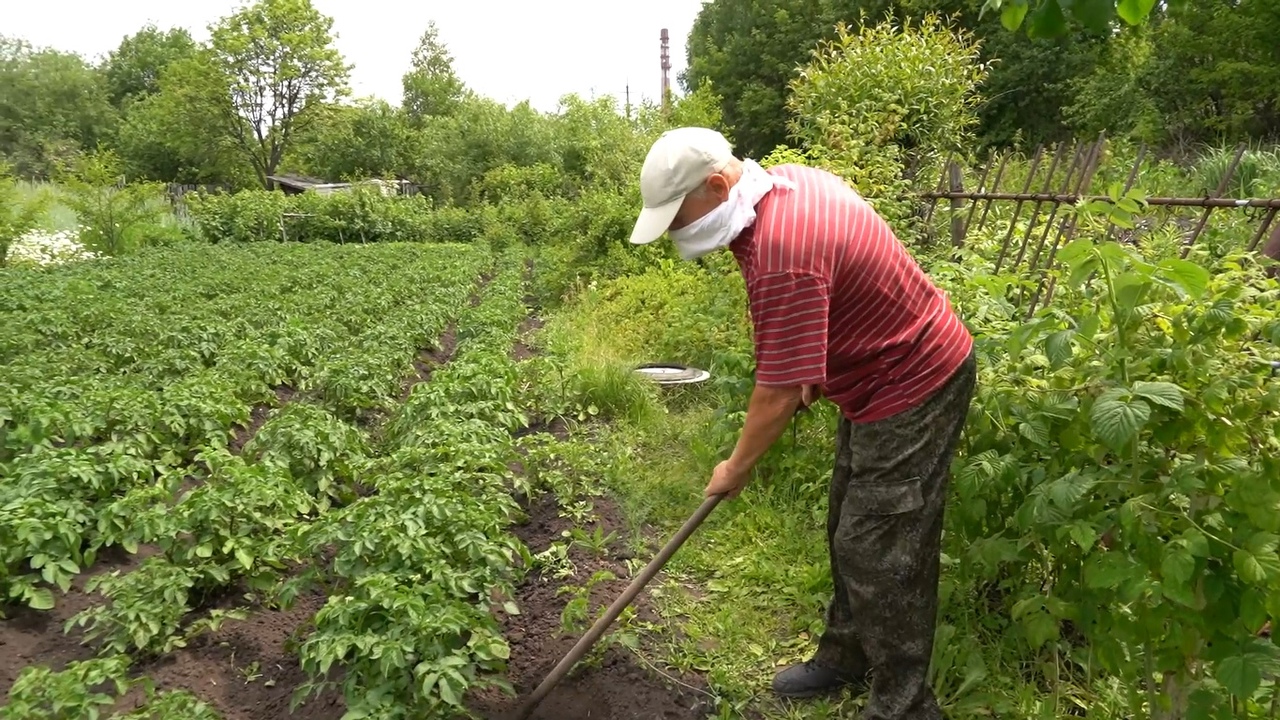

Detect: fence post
[949, 160, 966, 248]
[1180, 142, 1247, 259]
[1031, 134, 1108, 315]
[993, 145, 1046, 273]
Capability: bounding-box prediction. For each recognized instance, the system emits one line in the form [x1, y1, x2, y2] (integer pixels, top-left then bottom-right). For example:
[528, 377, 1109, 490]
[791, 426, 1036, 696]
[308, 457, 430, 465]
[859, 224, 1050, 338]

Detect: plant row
[0, 242, 485, 611]
[283, 247, 533, 718]
[928, 202, 1280, 714]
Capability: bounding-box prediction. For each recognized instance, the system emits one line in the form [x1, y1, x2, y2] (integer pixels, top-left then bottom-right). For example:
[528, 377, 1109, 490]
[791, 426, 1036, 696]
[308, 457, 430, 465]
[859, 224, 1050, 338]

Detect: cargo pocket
[844, 478, 924, 516]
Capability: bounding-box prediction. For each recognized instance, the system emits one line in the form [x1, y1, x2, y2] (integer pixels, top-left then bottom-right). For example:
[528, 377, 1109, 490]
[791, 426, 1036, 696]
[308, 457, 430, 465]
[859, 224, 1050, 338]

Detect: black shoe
[771, 659, 862, 698]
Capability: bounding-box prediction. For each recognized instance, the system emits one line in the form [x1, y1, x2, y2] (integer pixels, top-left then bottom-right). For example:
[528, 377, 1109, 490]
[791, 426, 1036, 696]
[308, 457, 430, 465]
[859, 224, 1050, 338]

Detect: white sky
[3, 0, 704, 112]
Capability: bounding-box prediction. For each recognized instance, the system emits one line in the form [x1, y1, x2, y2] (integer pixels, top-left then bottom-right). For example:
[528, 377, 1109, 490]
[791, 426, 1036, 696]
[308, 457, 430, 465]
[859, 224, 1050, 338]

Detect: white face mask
[668, 159, 781, 260]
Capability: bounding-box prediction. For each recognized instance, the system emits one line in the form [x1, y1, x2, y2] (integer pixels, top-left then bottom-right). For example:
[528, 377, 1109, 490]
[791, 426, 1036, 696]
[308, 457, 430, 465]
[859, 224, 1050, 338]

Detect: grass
[15, 180, 79, 232]
[530, 255, 1146, 719]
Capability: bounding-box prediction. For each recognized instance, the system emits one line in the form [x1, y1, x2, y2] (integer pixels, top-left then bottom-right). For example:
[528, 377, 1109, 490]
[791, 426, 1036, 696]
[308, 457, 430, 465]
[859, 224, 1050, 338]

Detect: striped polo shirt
[729, 163, 973, 423]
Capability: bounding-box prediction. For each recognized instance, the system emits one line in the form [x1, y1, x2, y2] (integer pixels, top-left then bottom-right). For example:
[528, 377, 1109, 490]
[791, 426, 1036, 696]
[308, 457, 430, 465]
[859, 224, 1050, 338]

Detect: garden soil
[0, 490, 711, 720]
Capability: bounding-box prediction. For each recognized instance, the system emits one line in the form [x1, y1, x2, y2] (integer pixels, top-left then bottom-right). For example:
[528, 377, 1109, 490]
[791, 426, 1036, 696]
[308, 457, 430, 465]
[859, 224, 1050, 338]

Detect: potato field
[0, 243, 714, 720]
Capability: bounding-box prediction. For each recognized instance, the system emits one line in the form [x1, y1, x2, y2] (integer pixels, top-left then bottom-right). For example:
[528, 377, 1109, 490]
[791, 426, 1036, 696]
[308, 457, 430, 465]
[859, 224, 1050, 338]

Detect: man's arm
[705, 270, 830, 498]
[726, 382, 803, 475]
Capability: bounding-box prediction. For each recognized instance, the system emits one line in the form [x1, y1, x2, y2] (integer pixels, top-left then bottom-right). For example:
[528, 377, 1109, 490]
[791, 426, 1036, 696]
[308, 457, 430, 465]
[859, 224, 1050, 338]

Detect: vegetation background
[3, 0, 1280, 718]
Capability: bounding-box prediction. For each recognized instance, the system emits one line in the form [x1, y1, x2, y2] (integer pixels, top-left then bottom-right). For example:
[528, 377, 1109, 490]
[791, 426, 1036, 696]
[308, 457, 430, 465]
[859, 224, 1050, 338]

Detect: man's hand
[704, 383, 806, 500]
[705, 459, 751, 499]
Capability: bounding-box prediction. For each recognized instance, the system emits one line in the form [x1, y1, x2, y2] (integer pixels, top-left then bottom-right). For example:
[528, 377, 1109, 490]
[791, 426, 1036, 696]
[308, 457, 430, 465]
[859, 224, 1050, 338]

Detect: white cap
[628, 127, 736, 245]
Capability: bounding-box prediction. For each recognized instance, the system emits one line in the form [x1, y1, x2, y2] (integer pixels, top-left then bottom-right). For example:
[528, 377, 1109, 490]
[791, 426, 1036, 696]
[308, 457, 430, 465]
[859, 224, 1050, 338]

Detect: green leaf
[1022, 610, 1058, 649]
[196, 543, 213, 558]
[1245, 532, 1278, 555]
[1000, 1, 1030, 30]
[502, 601, 520, 615]
[1240, 588, 1268, 632]
[438, 674, 460, 705]
[1157, 258, 1210, 299]
[1085, 552, 1134, 590]
[1045, 330, 1074, 367]
[1018, 418, 1050, 446]
[1132, 381, 1185, 412]
[234, 547, 254, 570]
[1182, 529, 1210, 557]
[1117, 0, 1157, 24]
[1069, 0, 1115, 33]
[1090, 393, 1151, 451]
[1217, 654, 1263, 699]
[1068, 521, 1097, 551]
[1028, 0, 1067, 38]
[27, 587, 55, 610]
[1161, 547, 1195, 586]
[1232, 544, 1280, 586]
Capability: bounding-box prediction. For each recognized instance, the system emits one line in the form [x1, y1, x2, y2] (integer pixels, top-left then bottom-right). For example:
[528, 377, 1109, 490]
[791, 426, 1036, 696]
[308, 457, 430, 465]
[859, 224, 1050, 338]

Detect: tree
[206, 0, 351, 188]
[401, 22, 466, 123]
[682, 0, 1110, 153]
[683, 0, 854, 159]
[102, 24, 197, 107]
[0, 36, 118, 178]
[111, 66, 250, 186]
[290, 98, 417, 181]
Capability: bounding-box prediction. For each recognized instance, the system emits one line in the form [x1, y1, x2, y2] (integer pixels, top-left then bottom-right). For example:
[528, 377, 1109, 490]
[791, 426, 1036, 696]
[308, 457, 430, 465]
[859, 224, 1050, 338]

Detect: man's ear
[706, 172, 731, 201]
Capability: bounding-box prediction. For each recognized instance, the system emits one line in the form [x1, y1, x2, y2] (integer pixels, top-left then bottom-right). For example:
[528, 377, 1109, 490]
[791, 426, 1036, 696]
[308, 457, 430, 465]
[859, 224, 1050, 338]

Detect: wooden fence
[916, 135, 1280, 315]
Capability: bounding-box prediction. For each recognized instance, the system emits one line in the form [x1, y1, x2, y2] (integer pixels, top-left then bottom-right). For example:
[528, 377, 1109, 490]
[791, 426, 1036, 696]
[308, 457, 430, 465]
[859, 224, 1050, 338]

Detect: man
[627, 127, 977, 720]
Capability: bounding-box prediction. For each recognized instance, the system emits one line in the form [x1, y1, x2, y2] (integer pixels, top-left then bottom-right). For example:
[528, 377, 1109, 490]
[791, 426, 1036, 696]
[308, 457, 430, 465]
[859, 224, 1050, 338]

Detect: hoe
[512, 492, 724, 720]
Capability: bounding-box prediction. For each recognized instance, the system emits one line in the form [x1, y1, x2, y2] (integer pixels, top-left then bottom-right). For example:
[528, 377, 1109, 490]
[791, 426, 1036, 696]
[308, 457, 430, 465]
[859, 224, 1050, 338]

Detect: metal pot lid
[634, 363, 711, 385]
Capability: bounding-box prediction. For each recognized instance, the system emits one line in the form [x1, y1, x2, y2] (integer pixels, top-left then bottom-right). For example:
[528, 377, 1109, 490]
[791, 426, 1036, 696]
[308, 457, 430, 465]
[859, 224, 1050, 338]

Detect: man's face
[668, 163, 743, 231]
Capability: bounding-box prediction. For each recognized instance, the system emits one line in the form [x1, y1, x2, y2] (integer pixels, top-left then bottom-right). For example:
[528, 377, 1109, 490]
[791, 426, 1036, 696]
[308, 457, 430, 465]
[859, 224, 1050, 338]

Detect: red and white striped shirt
[729, 163, 973, 423]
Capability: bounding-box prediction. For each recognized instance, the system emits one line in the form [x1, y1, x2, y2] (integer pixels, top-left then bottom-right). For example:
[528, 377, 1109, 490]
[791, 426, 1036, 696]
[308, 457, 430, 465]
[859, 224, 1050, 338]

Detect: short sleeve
[746, 271, 830, 386]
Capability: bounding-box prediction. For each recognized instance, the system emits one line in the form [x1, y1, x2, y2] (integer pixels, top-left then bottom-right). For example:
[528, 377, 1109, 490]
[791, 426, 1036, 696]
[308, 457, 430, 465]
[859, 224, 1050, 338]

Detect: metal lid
[634, 363, 711, 385]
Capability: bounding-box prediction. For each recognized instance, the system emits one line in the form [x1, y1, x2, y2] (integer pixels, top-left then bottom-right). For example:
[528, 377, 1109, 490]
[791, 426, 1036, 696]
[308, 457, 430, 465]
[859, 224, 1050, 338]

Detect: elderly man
[627, 127, 976, 720]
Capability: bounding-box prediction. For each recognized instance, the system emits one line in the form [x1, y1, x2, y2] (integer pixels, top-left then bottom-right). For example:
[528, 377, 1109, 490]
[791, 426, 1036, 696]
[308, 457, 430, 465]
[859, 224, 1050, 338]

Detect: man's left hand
[705, 459, 750, 499]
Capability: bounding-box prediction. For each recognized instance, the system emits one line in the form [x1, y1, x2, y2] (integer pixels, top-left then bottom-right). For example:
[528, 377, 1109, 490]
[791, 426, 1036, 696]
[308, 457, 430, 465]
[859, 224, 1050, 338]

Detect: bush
[185, 185, 485, 244]
[785, 14, 989, 236]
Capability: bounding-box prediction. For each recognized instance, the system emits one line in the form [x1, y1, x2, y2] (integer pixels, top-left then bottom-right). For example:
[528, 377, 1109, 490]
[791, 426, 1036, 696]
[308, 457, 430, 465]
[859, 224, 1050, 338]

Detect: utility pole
[625, 81, 632, 121]
[660, 28, 671, 116]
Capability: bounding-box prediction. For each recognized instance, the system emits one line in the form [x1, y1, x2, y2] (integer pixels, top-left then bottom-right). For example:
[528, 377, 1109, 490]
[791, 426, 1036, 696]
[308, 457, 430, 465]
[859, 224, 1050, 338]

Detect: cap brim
[628, 196, 684, 245]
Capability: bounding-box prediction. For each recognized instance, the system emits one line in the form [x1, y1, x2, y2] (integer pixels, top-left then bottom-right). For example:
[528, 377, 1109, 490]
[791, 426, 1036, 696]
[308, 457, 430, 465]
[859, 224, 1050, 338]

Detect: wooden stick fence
[918, 135, 1280, 314]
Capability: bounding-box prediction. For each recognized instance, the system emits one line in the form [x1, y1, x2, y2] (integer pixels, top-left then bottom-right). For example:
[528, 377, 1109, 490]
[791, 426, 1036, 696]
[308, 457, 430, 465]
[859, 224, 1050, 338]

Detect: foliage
[56, 150, 176, 256]
[0, 654, 223, 720]
[401, 21, 466, 123]
[923, 192, 1280, 716]
[986, 0, 1163, 38]
[291, 249, 531, 717]
[184, 184, 478, 244]
[0, 36, 118, 179]
[289, 98, 417, 182]
[0, 242, 486, 613]
[102, 24, 198, 107]
[205, 0, 351, 188]
[0, 165, 49, 266]
[786, 15, 989, 230]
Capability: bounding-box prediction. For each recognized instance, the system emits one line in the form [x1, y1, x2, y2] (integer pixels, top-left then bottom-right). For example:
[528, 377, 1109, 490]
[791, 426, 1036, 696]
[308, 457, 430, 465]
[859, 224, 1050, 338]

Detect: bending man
[627, 127, 977, 720]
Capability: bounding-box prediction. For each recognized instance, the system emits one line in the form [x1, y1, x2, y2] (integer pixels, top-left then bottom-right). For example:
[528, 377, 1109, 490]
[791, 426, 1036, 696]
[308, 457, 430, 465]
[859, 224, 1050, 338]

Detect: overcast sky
[5, 0, 704, 112]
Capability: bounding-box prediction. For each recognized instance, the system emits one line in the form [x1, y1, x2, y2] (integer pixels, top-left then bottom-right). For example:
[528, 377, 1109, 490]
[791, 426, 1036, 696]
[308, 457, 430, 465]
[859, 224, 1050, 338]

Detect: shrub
[786, 14, 989, 236]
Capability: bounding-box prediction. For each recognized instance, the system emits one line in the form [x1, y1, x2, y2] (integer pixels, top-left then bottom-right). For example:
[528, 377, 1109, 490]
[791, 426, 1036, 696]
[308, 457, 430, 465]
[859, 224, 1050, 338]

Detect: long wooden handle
[513, 493, 724, 719]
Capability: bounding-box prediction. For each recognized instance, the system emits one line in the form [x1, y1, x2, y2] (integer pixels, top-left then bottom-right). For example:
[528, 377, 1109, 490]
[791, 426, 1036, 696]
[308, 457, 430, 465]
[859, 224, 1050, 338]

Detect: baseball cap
[628, 127, 736, 245]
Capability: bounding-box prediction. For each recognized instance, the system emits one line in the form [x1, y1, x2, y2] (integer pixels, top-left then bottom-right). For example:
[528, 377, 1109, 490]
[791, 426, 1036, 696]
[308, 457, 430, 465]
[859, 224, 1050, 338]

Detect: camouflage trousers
[813, 350, 977, 720]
